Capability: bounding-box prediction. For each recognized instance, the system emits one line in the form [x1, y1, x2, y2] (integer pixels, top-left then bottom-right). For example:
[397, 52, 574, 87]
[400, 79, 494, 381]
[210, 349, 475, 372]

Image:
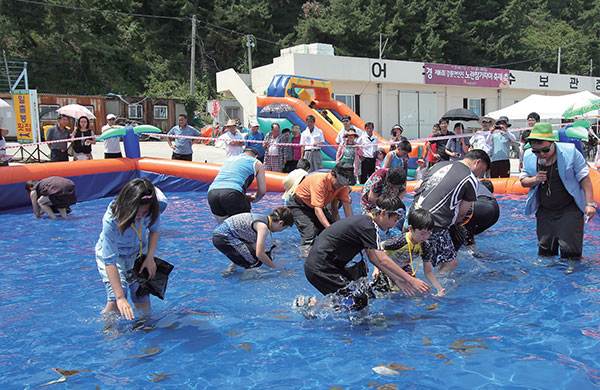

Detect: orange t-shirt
[294, 172, 351, 208]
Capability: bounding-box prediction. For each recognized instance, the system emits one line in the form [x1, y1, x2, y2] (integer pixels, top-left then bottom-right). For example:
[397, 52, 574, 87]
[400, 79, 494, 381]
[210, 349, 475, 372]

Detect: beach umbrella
[261, 102, 296, 114]
[441, 108, 479, 121]
[562, 97, 600, 118]
[559, 120, 590, 141]
[56, 104, 96, 119]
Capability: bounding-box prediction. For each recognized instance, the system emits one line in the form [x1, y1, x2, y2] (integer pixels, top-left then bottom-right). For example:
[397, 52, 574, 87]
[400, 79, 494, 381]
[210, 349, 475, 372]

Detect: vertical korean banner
[12, 89, 40, 144]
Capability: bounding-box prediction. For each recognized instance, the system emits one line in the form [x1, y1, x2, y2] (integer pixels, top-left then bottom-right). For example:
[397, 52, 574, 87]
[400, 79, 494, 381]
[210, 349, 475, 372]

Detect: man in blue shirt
[244, 119, 265, 162]
[167, 114, 201, 161]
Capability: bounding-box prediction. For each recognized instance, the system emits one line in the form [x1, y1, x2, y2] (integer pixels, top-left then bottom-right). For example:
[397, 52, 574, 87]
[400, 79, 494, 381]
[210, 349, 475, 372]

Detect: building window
[128, 104, 143, 119]
[335, 94, 355, 112]
[39, 105, 59, 120]
[154, 105, 168, 120]
[225, 107, 240, 121]
[464, 98, 483, 117]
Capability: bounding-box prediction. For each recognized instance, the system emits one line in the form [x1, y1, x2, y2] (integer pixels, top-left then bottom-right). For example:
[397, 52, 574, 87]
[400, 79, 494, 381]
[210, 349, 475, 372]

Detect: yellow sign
[12, 90, 33, 143]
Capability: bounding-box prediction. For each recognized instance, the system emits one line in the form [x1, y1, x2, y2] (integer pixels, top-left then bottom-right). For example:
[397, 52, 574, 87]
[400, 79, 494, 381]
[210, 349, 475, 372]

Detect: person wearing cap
[207, 147, 266, 224]
[166, 114, 201, 161]
[469, 116, 494, 176]
[519, 112, 540, 172]
[244, 119, 264, 162]
[46, 114, 72, 162]
[335, 128, 362, 179]
[410, 149, 490, 273]
[218, 119, 245, 158]
[264, 123, 287, 172]
[389, 124, 408, 151]
[293, 195, 431, 314]
[300, 115, 325, 172]
[101, 114, 123, 159]
[520, 123, 596, 274]
[357, 122, 378, 183]
[415, 158, 427, 180]
[485, 115, 517, 178]
[0, 127, 9, 166]
[335, 115, 364, 144]
[287, 162, 355, 257]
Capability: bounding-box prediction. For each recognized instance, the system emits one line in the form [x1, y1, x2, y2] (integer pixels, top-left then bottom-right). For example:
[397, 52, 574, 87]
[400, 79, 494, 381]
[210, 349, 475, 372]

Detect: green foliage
[0, 0, 599, 104]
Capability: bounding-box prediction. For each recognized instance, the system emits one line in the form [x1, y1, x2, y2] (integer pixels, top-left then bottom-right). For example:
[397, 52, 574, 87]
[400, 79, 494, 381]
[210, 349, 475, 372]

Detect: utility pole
[591, 59, 593, 77]
[378, 33, 388, 59]
[557, 47, 561, 74]
[190, 14, 197, 95]
[246, 35, 255, 89]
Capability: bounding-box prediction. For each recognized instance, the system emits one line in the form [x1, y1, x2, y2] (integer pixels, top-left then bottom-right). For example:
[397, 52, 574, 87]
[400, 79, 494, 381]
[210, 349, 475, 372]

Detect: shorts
[104, 152, 123, 159]
[304, 263, 370, 311]
[207, 189, 251, 218]
[427, 229, 457, 267]
[212, 233, 261, 269]
[172, 152, 193, 161]
[104, 280, 150, 303]
[536, 205, 584, 259]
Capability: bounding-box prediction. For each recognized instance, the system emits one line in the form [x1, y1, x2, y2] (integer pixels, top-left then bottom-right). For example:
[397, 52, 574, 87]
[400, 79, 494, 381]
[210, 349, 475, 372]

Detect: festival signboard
[424, 63, 510, 88]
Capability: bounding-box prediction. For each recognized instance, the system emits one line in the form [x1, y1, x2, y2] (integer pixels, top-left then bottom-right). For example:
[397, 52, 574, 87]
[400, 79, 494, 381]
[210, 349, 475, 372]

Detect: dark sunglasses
[531, 145, 552, 155]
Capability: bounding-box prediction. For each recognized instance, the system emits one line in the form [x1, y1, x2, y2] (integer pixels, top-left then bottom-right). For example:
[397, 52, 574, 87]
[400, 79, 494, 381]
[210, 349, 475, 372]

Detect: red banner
[424, 63, 510, 88]
[211, 100, 221, 118]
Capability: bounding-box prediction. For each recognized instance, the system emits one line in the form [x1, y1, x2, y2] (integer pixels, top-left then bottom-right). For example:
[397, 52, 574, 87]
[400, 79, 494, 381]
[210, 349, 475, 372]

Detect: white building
[217, 43, 600, 139]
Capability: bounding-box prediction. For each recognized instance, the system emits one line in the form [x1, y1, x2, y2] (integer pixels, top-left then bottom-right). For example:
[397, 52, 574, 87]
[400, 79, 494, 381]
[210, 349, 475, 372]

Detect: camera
[494, 125, 503, 130]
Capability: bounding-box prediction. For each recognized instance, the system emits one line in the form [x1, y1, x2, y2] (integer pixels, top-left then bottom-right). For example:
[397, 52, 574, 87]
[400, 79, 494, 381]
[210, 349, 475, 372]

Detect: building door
[398, 91, 437, 139]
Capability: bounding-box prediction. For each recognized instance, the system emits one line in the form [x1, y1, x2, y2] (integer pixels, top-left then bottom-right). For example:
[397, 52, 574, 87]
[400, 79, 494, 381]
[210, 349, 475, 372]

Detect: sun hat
[343, 129, 358, 138]
[526, 123, 558, 142]
[226, 119, 238, 126]
[392, 124, 403, 131]
[416, 158, 425, 164]
[332, 162, 356, 186]
[249, 119, 259, 127]
[496, 116, 512, 128]
[479, 115, 495, 125]
[106, 113, 116, 120]
[282, 169, 307, 199]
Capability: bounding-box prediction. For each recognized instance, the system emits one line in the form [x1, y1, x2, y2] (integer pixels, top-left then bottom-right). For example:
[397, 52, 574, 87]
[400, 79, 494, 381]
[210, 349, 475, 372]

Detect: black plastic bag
[133, 254, 174, 300]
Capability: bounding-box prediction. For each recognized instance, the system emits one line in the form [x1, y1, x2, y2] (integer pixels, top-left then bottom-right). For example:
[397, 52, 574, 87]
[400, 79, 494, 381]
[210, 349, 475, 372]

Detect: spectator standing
[446, 122, 468, 161]
[335, 115, 364, 144]
[0, 127, 9, 166]
[335, 128, 362, 179]
[72, 116, 95, 161]
[46, 114, 72, 162]
[218, 119, 245, 159]
[284, 124, 302, 173]
[264, 123, 286, 172]
[486, 116, 516, 178]
[432, 118, 455, 162]
[424, 124, 440, 168]
[519, 112, 540, 171]
[102, 114, 122, 159]
[300, 115, 325, 172]
[389, 124, 408, 151]
[244, 119, 265, 162]
[358, 122, 378, 183]
[167, 114, 201, 161]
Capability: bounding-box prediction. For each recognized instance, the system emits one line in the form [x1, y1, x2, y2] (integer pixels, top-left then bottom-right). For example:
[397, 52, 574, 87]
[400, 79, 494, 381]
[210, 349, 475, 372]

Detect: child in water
[372, 208, 446, 296]
[212, 207, 294, 273]
[96, 178, 161, 320]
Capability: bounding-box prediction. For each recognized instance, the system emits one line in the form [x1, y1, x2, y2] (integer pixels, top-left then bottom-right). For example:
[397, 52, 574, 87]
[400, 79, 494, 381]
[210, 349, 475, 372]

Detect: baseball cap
[106, 113, 117, 120]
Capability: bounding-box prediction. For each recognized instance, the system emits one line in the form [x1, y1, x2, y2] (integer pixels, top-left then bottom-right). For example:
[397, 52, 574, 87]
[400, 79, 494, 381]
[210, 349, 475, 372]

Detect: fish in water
[150, 373, 174, 382]
[422, 336, 432, 345]
[372, 365, 401, 376]
[426, 303, 439, 311]
[449, 339, 487, 355]
[128, 347, 161, 359]
[238, 342, 252, 353]
[387, 363, 414, 371]
[53, 368, 90, 377]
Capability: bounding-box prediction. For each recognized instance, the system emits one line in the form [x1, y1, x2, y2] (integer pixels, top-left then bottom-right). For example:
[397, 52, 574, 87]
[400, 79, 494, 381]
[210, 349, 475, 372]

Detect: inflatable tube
[2, 158, 599, 213]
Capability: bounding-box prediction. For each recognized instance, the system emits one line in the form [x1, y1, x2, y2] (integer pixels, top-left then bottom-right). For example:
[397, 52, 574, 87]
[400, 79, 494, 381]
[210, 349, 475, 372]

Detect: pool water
[2, 191, 600, 389]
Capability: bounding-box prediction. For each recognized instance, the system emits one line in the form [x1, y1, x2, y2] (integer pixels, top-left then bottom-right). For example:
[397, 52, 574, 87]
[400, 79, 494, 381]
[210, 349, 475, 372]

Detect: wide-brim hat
[332, 162, 356, 186]
[249, 119, 259, 127]
[527, 123, 558, 142]
[496, 116, 512, 127]
[478, 115, 495, 126]
[282, 169, 307, 199]
[343, 129, 358, 138]
[226, 119, 238, 126]
[0, 128, 8, 136]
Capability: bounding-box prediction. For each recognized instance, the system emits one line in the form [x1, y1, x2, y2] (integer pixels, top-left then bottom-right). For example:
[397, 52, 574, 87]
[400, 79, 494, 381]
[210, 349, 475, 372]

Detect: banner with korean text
[12, 89, 40, 143]
[424, 63, 510, 88]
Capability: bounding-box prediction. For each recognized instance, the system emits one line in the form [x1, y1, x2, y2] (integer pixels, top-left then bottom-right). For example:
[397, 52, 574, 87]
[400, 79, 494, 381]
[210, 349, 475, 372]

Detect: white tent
[488, 91, 600, 120]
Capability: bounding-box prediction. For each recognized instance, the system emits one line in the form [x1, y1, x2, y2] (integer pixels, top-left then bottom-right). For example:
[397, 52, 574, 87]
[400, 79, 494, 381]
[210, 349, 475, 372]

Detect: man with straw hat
[218, 119, 245, 158]
[520, 122, 596, 274]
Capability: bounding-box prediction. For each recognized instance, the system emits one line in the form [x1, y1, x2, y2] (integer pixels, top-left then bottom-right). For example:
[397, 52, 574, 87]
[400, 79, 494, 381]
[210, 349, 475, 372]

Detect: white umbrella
[0, 99, 10, 109]
[56, 104, 96, 119]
